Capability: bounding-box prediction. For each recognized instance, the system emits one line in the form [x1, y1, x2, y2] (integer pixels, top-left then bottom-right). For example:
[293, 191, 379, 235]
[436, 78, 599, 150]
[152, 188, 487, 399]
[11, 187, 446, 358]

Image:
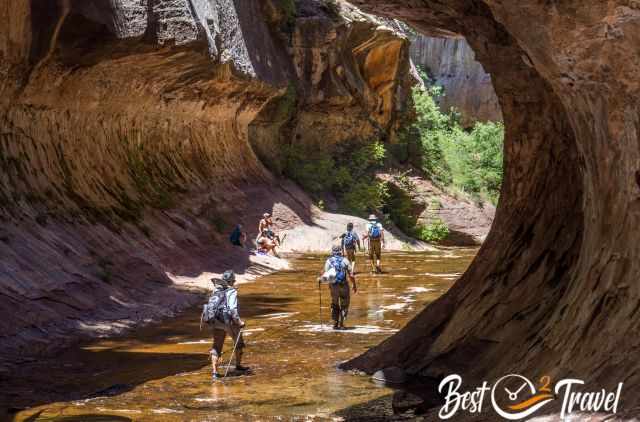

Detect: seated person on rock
[256, 229, 279, 257]
[258, 212, 281, 245]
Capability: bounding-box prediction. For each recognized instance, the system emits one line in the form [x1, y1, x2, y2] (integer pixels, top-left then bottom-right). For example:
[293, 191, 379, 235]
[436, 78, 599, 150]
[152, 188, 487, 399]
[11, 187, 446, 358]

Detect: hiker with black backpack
[340, 222, 362, 274]
[362, 214, 385, 273]
[200, 270, 250, 380]
[318, 246, 357, 330]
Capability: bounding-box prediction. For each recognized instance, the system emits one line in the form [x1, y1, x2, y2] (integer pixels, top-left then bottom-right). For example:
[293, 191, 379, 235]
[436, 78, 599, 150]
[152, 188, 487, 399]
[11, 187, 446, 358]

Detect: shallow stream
[12, 249, 476, 421]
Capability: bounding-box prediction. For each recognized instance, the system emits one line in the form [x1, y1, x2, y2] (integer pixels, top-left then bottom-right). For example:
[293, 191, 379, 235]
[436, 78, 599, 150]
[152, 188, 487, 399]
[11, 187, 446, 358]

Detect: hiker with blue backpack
[318, 246, 358, 330]
[340, 222, 362, 274]
[200, 270, 249, 380]
[362, 214, 385, 273]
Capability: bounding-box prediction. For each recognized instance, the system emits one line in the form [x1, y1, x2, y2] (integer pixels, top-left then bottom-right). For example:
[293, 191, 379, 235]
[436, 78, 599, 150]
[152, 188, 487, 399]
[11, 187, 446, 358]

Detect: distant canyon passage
[1, 0, 640, 413]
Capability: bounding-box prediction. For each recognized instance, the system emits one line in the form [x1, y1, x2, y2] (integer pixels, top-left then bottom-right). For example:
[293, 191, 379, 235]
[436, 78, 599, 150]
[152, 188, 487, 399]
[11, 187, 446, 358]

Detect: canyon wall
[344, 0, 640, 406]
[410, 35, 502, 127]
[0, 0, 415, 364]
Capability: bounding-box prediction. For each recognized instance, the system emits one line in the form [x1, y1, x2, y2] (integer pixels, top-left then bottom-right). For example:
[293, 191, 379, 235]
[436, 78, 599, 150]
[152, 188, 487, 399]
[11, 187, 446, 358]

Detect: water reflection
[12, 248, 476, 421]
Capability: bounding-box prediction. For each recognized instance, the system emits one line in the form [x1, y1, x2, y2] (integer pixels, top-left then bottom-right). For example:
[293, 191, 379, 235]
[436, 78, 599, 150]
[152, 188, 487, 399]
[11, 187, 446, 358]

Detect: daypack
[369, 224, 381, 239]
[329, 256, 348, 284]
[202, 289, 228, 324]
[343, 231, 357, 249]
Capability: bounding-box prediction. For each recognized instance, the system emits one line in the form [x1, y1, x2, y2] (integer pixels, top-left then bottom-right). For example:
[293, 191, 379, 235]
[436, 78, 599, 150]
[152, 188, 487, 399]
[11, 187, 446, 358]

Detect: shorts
[369, 239, 382, 260]
[211, 320, 245, 358]
[345, 248, 356, 262]
[329, 282, 350, 321]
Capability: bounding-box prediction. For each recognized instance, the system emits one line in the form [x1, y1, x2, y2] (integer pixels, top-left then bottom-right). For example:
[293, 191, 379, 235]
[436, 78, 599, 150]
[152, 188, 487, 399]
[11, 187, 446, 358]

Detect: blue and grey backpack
[202, 289, 227, 324]
[343, 231, 357, 249]
[329, 256, 348, 284]
[369, 224, 381, 239]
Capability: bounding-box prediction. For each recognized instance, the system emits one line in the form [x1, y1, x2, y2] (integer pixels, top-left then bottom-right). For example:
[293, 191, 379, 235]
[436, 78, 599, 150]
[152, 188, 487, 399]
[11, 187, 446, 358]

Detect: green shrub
[284, 140, 387, 216]
[383, 181, 418, 236]
[457, 121, 504, 203]
[277, 0, 296, 33]
[342, 180, 388, 216]
[400, 79, 504, 204]
[284, 145, 335, 196]
[417, 218, 450, 243]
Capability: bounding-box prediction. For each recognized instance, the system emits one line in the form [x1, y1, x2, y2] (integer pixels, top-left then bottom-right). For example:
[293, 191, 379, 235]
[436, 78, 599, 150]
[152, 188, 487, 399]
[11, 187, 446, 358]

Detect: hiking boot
[333, 321, 340, 330]
[235, 364, 251, 372]
[376, 265, 382, 274]
[212, 372, 220, 381]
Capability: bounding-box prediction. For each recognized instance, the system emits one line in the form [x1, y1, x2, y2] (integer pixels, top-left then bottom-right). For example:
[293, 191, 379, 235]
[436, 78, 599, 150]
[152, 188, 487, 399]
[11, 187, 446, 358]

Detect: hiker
[340, 222, 362, 274]
[362, 214, 385, 273]
[229, 224, 247, 247]
[201, 270, 249, 380]
[319, 246, 357, 330]
[257, 229, 279, 257]
[258, 212, 281, 245]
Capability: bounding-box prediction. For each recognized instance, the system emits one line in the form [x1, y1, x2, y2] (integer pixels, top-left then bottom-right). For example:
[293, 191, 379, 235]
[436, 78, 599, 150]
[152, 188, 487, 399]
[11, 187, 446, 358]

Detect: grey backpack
[202, 289, 227, 324]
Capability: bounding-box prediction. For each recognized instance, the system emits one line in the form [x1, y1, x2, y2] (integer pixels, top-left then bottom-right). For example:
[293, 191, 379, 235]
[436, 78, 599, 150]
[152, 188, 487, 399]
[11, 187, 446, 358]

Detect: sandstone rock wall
[345, 0, 640, 403]
[410, 35, 502, 127]
[0, 0, 415, 362]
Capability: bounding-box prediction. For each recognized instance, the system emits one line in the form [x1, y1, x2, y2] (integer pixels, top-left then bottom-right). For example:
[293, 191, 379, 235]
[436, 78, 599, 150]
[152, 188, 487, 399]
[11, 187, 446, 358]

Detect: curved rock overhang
[344, 0, 640, 399]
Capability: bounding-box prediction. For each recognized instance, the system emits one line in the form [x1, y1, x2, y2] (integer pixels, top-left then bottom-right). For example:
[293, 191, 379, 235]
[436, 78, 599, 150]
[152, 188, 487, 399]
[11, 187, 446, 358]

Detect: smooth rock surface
[0, 0, 415, 363]
[410, 35, 502, 127]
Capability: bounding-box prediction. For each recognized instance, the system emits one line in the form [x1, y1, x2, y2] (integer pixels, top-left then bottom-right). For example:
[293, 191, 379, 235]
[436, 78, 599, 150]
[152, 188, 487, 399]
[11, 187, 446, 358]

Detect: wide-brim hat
[368, 214, 377, 221]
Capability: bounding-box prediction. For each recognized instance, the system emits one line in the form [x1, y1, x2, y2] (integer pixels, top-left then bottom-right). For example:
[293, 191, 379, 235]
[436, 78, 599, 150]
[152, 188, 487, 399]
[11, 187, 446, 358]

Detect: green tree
[398, 84, 504, 205]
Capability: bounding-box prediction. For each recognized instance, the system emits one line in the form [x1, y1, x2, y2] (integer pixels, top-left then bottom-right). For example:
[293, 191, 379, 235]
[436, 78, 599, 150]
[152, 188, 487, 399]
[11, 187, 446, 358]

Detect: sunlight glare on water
[13, 249, 476, 421]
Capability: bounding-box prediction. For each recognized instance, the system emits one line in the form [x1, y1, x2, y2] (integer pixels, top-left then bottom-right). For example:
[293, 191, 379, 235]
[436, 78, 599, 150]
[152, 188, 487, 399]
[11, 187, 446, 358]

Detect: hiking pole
[223, 328, 243, 380]
[318, 278, 323, 329]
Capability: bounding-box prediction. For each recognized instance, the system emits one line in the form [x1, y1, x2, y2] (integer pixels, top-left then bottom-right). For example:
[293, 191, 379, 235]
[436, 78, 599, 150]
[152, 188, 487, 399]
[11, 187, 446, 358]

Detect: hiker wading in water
[319, 246, 357, 330]
[340, 222, 361, 274]
[363, 214, 385, 273]
[201, 270, 249, 380]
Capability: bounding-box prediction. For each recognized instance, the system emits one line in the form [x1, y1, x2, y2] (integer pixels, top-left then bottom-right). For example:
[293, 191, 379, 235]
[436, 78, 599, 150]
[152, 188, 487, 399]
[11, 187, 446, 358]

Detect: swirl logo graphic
[490, 374, 554, 420]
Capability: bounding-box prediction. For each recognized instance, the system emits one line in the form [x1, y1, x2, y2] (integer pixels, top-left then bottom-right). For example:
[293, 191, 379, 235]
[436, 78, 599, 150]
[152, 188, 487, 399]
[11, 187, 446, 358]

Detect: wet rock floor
[9, 249, 477, 421]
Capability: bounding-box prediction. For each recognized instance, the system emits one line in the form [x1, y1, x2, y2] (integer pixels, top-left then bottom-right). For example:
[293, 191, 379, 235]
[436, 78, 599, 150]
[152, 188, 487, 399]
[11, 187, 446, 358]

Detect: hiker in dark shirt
[340, 222, 362, 274]
[229, 224, 247, 247]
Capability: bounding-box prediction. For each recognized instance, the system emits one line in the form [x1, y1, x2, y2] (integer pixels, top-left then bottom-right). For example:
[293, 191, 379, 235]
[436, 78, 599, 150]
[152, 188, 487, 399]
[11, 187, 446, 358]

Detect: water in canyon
[10, 249, 477, 421]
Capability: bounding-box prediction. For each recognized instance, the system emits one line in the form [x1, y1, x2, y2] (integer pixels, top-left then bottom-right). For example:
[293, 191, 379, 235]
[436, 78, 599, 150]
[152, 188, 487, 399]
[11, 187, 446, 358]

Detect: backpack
[202, 289, 227, 324]
[330, 256, 348, 284]
[369, 223, 381, 239]
[343, 231, 357, 249]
